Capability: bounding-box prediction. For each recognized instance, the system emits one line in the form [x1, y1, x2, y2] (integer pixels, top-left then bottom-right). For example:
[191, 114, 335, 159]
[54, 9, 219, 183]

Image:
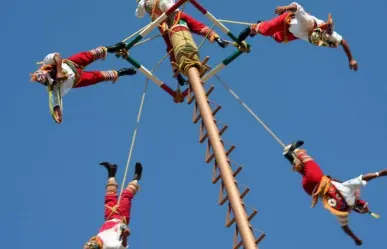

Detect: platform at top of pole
[119, 0, 252, 103]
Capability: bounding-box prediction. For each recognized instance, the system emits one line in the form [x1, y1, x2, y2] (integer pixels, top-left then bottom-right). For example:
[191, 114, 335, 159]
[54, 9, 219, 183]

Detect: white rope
[133, 34, 162, 47]
[217, 19, 255, 26]
[118, 80, 149, 203]
[121, 23, 152, 43]
[214, 75, 286, 148]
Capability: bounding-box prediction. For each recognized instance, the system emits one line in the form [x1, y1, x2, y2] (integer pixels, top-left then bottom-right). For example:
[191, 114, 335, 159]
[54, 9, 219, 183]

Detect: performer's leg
[67, 47, 108, 68]
[118, 181, 138, 225]
[117, 162, 143, 225]
[74, 68, 136, 88]
[253, 13, 290, 37]
[282, 140, 305, 170]
[293, 149, 318, 172]
[238, 13, 291, 42]
[283, 141, 324, 195]
[67, 43, 127, 68]
[100, 162, 123, 221]
[296, 150, 324, 195]
[74, 71, 116, 88]
[272, 31, 298, 43]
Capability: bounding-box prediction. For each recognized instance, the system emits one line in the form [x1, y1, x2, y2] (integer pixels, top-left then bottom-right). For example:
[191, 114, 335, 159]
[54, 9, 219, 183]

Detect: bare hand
[53, 106, 63, 124]
[349, 59, 358, 71]
[355, 238, 363, 246]
[275, 6, 287, 15]
[56, 71, 66, 80]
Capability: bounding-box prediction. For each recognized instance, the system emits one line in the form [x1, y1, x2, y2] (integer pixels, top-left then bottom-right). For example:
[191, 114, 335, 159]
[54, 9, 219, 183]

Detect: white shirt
[288, 2, 342, 46]
[97, 222, 127, 249]
[135, 0, 176, 18]
[331, 175, 367, 226]
[43, 53, 76, 107]
[331, 175, 367, 207]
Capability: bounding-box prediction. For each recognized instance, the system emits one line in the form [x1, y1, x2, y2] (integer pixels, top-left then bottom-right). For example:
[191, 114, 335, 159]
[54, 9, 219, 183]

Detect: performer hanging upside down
[84, 161, 143, 249]
[30, 43, 137, 124]
[283, 140, 387, 246]
[237, 2, 358, 71]
[135, 0, 228, 85]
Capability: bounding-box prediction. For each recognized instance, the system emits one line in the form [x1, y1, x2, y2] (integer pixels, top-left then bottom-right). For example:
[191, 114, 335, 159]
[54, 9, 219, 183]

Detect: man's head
[84, 236, 103, 249]
[30, 65, 54, 86]
[309, 28, 324, 45]
[30, 70, 49, 85]
[137, 0, 176, 19]
[309, 27, 335, 47]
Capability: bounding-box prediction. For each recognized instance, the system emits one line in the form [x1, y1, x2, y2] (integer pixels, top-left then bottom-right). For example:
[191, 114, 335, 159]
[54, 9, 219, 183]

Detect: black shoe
[106, 42, 126, 53]
[237, 26, 252, 42]
[215, 37, 228, 48]
[282, 140, 304, 164]
[133, 162, 143, 181]
[177, 73, 186, 86]
[118, 68, 137, 76]
[100, 162, 118, 178]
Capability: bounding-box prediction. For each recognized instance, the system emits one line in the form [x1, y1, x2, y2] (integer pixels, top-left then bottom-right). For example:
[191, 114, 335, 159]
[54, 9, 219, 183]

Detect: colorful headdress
[84, 236, 103, 249]
[30, 64, 55, 86]
[308, 13, 337, 48]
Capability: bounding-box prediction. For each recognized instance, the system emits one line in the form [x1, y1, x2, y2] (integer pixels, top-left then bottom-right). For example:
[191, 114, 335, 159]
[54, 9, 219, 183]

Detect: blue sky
[1, 0, 386, 248]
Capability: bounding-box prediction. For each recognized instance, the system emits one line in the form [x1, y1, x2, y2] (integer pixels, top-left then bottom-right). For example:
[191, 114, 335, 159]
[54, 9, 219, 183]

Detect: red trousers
[103, 188, 134, 225]
[299, 160, 324, 196]
[67, 51, 106, 88]
[258, 12, 298, 43]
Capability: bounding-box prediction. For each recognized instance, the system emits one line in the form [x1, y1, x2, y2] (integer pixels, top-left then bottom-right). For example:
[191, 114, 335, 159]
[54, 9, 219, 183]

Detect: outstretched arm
[341, 225, 362, 246]
[43, 52, 65, 79]
[53, 53, 64, 75]
[275, 3, 298, 15]
[340, 39, 357, 70]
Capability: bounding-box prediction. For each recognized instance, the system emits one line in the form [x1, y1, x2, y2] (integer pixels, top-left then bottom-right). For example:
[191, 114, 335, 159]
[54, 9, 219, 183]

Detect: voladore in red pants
[255, 12, 298, 43]
[66, 47, 118, 88]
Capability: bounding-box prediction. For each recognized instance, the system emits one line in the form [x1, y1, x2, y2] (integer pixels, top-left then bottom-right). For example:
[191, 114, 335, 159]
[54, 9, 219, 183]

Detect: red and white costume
[294, 150, 368, 226]
[37, 47, 118, 108]
[254, 2, 342, 47]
